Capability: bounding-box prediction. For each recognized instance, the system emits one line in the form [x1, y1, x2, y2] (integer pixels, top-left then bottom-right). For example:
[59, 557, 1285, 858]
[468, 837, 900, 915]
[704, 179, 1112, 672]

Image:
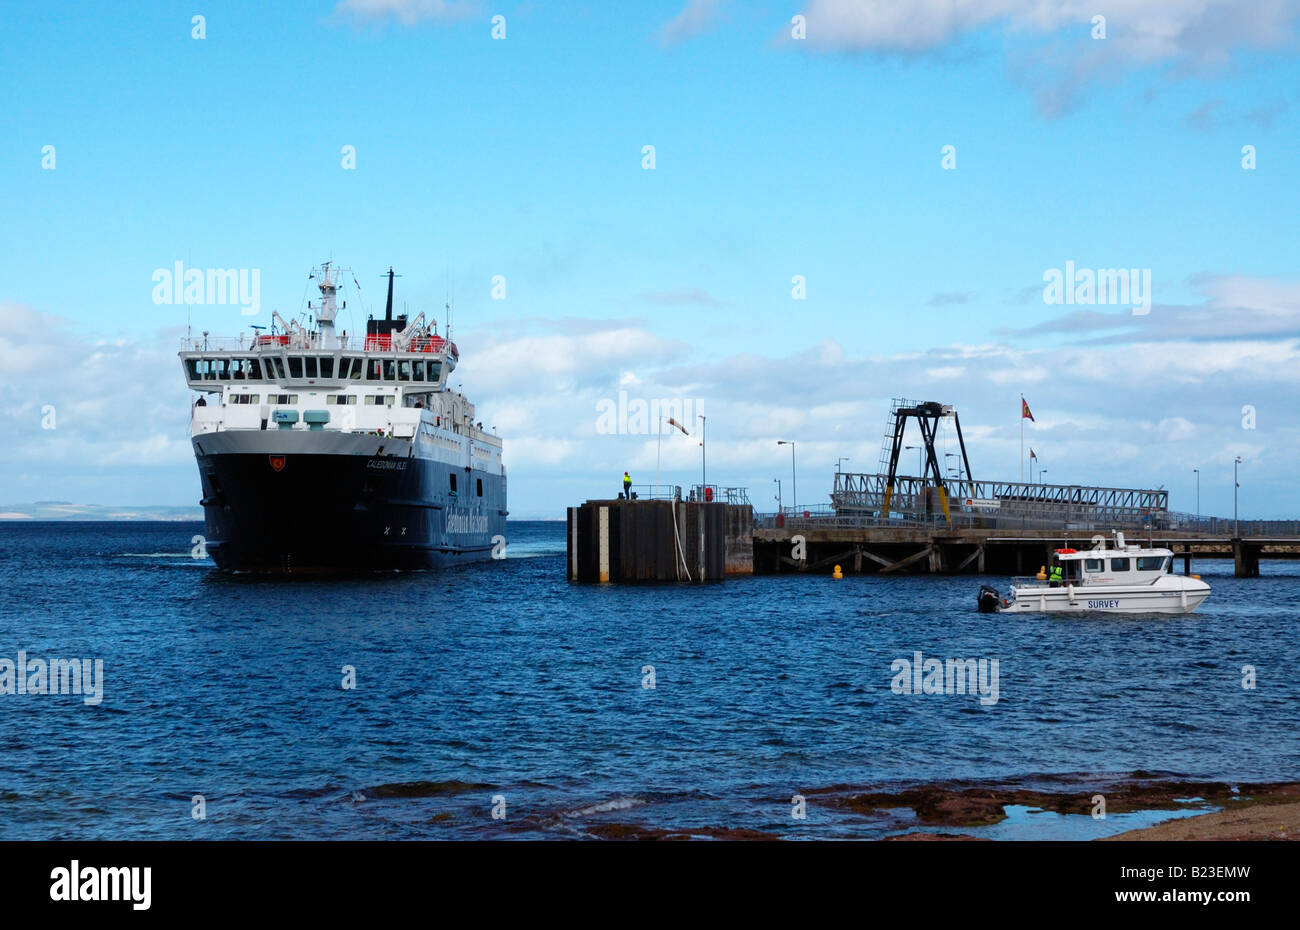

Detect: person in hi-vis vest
[623, 471, 632, 499]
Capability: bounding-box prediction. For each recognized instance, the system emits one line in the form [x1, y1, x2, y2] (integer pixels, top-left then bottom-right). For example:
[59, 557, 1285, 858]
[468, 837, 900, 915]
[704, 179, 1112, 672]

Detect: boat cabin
[1048, 541, 1172, 586]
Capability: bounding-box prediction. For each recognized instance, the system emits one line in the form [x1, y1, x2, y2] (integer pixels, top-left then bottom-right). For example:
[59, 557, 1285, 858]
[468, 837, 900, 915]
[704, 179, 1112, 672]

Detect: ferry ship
[179, 263, 506, 572]
[977, 532, 1210, 614]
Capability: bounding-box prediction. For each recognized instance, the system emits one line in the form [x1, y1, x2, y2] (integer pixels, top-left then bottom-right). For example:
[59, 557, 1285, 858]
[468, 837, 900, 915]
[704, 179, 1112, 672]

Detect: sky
[1, 0, 1298, 519]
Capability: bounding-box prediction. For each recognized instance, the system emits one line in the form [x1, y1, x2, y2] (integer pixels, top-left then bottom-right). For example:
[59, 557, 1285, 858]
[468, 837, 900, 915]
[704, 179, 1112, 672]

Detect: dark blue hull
[196, 451, 507, 573]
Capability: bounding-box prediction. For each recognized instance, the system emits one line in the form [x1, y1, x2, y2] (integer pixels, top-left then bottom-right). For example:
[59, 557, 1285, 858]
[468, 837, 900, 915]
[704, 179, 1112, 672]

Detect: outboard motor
[977, 584, 1001, 613]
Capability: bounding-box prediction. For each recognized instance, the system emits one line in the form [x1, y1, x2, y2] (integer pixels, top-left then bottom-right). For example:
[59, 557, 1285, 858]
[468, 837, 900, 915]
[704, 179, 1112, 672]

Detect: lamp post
[700, 415, 707, 495]
[777, 440, 796, 514]
[1234, 456, 1242, 537]
[905, 445, 923, 480]
[655, 416, 663, 493]
[836, 457, 850, 474]
[945, 452, 962, 483]
[1193, 468, 1200, 529]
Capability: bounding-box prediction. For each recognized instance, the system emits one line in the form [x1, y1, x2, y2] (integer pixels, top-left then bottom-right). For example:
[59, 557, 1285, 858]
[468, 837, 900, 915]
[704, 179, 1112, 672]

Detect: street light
[905, 445, 923, 480]
[836, 457, 850, 474]
[777, 440, 796, 514]
[1193, 468, 1200, 528]
[1234, 456, 1242, 537]
[700, 415, 707, 495]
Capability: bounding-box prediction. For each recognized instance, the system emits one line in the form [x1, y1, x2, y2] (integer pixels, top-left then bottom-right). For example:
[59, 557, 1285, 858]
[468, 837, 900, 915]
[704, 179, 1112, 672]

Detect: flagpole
[1020, 395, 1024, 483]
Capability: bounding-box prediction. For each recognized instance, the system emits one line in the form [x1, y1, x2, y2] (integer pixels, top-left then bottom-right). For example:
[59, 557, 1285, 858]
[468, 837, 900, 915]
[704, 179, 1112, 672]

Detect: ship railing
[181, 336, 266, 352]
[1009, 576, 1046, 589]
[179, 334, 459, 355]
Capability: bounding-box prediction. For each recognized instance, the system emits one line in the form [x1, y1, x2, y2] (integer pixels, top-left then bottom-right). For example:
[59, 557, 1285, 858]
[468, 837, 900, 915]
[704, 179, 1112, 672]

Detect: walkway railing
[754, 507, 1300, 537]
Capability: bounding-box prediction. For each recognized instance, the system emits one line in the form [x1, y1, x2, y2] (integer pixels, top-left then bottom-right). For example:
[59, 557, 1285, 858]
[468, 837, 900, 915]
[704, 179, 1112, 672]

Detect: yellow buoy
[1035, 565, 1047, 581]
[832, 564, 843, 579]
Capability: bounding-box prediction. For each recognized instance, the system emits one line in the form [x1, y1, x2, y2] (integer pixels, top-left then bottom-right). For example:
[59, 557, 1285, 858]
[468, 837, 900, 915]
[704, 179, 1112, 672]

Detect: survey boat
[977, 532, 1210, 614]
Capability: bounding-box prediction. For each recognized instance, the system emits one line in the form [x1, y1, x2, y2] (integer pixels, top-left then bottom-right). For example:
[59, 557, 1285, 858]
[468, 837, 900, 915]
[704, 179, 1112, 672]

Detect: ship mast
[316, 261, 340, 349]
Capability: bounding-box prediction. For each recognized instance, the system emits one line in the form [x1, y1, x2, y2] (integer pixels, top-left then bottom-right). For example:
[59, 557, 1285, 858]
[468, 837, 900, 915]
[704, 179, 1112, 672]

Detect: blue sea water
[0, 520, 1297, 839]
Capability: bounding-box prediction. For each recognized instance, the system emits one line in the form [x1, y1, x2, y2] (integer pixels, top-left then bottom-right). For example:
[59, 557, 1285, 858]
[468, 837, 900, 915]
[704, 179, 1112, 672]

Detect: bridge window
[186, 359, 201, 380]
[413, 360, 426, 381]
[229, 358, 256, 380]
[288, 356, 303, 378]
[1083, 559, 1103, 572]
[319, 357, 334, 379]
[1137, 556, 1167, 572]
[398, 360, 412, 382]
[337, 358, 351, 379]
[426, 361, 442, 382]
[269, 357, 286, 380]
[1109, 558, 1130, 572]
[383, 360, 396, 381]
[347, 357, 363, 380]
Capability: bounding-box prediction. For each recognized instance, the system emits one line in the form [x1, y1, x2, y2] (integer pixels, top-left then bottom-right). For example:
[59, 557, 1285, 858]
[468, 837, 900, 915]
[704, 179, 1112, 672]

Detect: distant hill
[0, 503, 202, 521]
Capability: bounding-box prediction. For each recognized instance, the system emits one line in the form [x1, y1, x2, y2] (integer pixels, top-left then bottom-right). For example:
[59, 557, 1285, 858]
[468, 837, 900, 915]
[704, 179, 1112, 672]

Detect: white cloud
[790, 0, 1300, 115]
[660, 0, 728, 44]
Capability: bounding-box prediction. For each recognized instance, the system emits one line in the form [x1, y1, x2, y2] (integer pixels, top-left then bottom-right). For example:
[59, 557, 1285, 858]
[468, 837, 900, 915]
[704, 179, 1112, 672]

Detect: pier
[566, 479, 1298, 582]
[567, 398, 1297, 582]
[751, 471, 1300, 578]
[752, 522, 1300, 578]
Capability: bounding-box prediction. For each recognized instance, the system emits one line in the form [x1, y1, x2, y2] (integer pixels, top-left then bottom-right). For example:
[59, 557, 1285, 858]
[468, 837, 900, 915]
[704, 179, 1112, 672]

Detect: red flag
[1021, 398, 1034, 421]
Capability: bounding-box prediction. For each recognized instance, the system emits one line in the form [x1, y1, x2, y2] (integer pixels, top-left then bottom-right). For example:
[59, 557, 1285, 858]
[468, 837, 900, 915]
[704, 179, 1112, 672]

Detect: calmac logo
[269, 455, 286, 472]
